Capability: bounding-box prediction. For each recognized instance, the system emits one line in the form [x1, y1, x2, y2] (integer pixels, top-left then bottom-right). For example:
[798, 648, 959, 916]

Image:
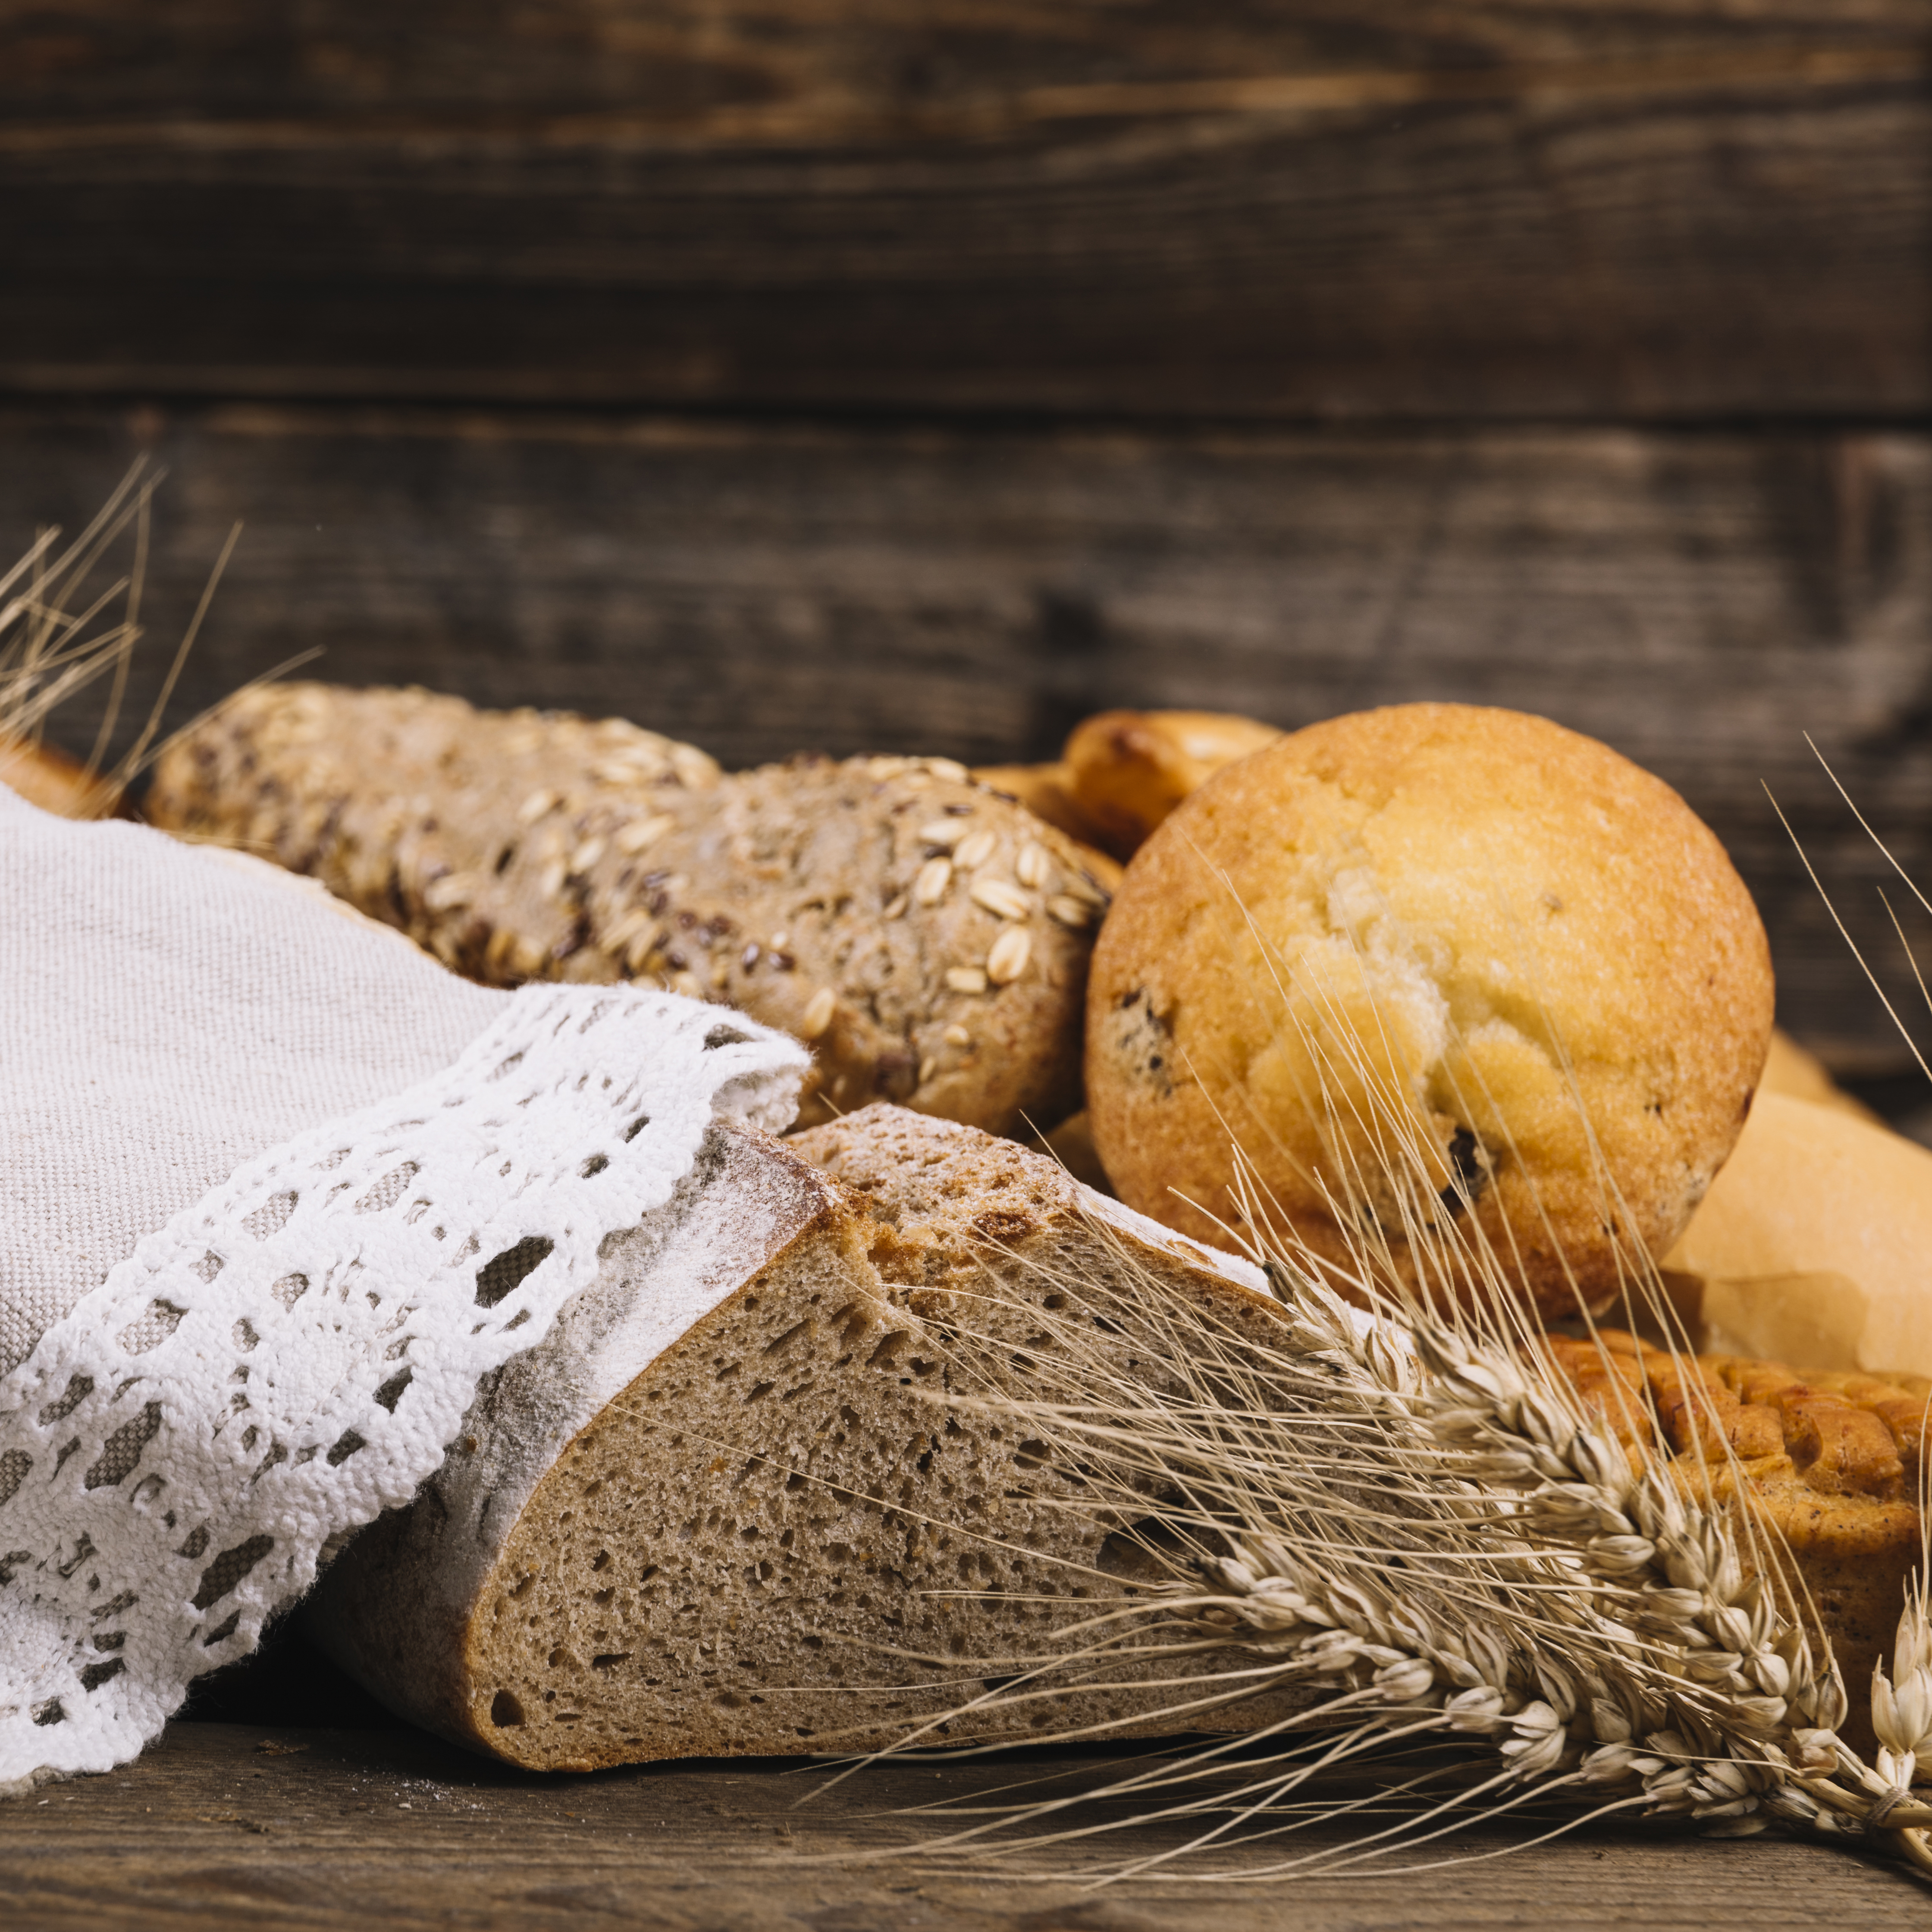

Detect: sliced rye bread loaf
[307, 1105, 1303, 1771]
[147, 683, 1113, 1137]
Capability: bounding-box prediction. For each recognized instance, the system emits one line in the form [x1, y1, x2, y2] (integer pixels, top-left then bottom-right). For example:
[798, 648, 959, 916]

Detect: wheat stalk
[839, 880, 1932, 1883]
[0, 461, 248, 812]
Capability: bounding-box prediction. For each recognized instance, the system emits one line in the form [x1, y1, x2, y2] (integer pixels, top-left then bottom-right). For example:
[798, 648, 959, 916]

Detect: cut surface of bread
[311, 1107, 1305, 1771]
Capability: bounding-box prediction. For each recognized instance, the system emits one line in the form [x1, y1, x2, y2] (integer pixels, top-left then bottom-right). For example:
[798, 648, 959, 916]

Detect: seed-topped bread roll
[147, 683, 1112, 1135]
[1087, 703, 1775, 1316]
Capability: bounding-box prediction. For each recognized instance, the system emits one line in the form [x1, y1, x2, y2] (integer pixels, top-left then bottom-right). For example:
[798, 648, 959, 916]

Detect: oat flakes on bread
[146, 682, 1113, 1135]
[309, 1106, 1305, 1771]
[1546, 1328, 1930, 1752]
[1086, 703, 1775, 1317]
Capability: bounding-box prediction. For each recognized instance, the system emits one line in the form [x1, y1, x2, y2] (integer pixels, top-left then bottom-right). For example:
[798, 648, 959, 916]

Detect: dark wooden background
[6, 3, 1932, 1109]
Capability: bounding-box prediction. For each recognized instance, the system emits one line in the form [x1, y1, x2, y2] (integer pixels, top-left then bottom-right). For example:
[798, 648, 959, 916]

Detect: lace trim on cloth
[0, 985, 806, 1791]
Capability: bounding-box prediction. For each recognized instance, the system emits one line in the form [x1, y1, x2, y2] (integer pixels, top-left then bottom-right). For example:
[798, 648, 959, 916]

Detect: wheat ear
[834, 891, 1932, 1881]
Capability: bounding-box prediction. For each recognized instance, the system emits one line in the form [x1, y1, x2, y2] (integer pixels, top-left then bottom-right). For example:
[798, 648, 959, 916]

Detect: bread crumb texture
[147, 684, 1115, 1136]
[1086, 704, 1775, 1316]
[314, 1109, 1300, 1771]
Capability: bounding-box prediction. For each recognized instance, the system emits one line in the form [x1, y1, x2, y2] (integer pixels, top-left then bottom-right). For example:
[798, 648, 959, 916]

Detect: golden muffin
[1085, 704, 1774, 1316]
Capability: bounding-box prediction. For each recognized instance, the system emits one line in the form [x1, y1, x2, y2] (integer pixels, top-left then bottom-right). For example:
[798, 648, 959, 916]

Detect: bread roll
[309, 1107, 1304, 1769]
[970, 760, 1113, 855]
[146, 683, 1116, 1137]
[1063, 709, 1282, 859]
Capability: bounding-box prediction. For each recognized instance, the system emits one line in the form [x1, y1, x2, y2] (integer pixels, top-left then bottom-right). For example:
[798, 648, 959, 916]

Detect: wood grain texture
[1, 4, 1926, 416]
[9, 401, 1932, 1075]
[0, 1722, 1920, 1929]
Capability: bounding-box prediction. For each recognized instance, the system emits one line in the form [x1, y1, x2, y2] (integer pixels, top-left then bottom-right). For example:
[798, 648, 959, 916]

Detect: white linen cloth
[0, 784, 806, 1788]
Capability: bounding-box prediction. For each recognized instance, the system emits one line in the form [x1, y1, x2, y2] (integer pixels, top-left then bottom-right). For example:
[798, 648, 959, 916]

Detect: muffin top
[1085, 703, 1774, 1316]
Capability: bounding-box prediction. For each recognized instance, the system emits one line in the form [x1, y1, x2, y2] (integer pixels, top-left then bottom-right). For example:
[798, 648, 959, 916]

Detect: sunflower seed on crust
[945, 966, 988, 995]
[1015, 840, 1053, 890]
[518, 787, 560, 825]
[800, 987, 838, 1040]
[669, 746, 719, 790]
[986, 927, 1032, 985]
[913, 857, 953, 906]
[570, 836, 606, 873]
[1047, 894, 1092, 929]
[916, 819, 969, 849]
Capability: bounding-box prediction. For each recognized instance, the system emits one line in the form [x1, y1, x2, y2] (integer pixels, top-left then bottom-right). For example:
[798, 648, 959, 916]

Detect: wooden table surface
[3, 1721, 1923, 1931]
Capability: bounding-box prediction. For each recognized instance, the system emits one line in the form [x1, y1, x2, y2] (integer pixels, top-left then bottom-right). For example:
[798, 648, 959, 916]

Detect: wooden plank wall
[5, 5, 1931, 1094]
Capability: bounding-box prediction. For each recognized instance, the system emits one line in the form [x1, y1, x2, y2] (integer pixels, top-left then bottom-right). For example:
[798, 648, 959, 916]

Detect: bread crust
[1086, 703, 1774, 1315]
[310, 1108, 1305, 1770]
[1547, 1329, 1928, 1752]
[147, 683, 1114, 1135]
[0, 735, 106, 817]
[1063, 708, 1283, 859]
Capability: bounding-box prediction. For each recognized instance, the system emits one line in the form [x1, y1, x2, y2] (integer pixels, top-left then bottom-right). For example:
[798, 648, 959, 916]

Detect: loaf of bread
[146, 683, 1115, 1136]
[1546, 1327, 1929, 1751]
[1660, 1088, 1932, 1380]
[308, 1105, 1305, 1769]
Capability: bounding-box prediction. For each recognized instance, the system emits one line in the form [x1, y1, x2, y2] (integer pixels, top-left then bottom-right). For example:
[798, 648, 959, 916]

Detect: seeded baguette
[309, 1106, 1305, 1770]
[147, 683, 1114, 1135]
